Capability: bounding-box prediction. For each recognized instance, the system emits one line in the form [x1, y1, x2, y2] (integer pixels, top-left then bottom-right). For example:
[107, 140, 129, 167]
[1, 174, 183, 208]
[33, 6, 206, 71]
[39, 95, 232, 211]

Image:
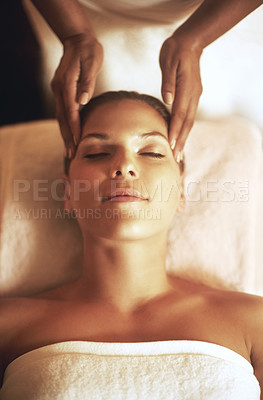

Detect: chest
[4, 299, 250, 367]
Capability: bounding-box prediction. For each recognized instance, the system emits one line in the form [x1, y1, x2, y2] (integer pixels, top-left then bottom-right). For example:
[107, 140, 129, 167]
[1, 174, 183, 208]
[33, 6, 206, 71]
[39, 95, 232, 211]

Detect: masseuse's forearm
[173, 0, 263, 50]
[31, 0, 95, 42]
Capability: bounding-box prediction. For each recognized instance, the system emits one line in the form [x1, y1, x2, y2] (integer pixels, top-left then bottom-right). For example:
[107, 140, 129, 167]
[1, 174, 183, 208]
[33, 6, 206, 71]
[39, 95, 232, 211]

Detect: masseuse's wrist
[170, 29, 204, 57]
[62, 31, 99, 47]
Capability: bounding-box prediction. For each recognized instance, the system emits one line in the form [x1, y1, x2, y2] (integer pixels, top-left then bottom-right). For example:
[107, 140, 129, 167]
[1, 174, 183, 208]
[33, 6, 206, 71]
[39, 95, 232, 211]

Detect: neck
[74, 231, 174, 314]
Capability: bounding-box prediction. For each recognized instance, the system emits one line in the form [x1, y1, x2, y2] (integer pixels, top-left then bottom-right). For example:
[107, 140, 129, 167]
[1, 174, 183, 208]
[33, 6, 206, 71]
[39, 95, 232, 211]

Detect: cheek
[143, 166, 180, 232]
[159, 171, 181, 223]
[69, 164, 105, 206]
[145, 163, 180, 205]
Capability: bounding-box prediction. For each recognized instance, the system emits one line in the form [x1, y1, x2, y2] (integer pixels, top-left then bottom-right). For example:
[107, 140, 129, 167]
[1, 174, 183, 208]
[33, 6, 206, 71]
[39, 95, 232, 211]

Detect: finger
[77, 78, 95, 106]
[77, 55, 101, 104]
[173, 98, 199, 157]
[79, 91, 90, 106]
[161, 64, 177, 106]
[168, 80, 190, 153]
[54, 90, 77, 157]
[62, 74, 81, 142]
[51, 60, 81, 143]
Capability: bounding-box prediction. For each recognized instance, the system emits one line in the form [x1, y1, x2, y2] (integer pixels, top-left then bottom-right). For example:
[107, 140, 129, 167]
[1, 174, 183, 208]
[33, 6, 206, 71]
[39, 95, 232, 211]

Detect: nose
[109, 150, 138, 179]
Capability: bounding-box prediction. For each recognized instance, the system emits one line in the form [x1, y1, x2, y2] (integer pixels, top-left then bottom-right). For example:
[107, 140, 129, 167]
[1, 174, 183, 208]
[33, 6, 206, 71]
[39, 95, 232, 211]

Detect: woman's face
[66, 99, 182, 240]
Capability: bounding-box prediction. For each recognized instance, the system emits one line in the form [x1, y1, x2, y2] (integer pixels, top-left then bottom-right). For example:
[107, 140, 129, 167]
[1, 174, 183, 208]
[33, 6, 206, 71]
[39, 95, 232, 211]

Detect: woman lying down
[0, 91, 262, 399]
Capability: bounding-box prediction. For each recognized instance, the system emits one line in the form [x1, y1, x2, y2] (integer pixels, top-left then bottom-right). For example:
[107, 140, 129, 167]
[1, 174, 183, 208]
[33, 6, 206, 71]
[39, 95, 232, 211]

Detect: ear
[61, 173, 71, 212]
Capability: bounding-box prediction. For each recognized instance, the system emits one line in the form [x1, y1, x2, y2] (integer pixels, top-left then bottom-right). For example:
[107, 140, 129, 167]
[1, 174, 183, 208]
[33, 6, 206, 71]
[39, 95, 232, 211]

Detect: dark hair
[64, 90, 171, 175]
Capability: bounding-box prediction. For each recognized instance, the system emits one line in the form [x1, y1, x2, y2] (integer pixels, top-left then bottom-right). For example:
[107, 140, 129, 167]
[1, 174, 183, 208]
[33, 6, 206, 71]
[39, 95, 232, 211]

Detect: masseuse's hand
[51, 34, 103, 156]
[159, 34, 203, 156]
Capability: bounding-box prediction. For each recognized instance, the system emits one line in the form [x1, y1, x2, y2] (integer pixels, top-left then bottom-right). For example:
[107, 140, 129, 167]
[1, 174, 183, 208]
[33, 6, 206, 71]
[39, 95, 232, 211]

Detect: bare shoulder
[0, 296, 50, 349]
[210, 288, 263, 321]
[0, 296, 36, 340]
[203, 287, 263, 392]
[176, 278, 263, 328]
[233, 291, 263, 394]
[0, 297, 21, 336]
[209, 286, 263, 308]
[0, 296, 49, 386]
[171, 276, 263, 308]
[201, 285, 263, 323]
[0, 297, 26, 386]
[236, 292, 263, 398]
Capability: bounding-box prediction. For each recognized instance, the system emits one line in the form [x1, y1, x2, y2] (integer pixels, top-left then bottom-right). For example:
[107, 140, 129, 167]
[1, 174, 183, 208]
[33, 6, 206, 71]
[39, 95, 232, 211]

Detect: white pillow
[0, 118, 262, 296]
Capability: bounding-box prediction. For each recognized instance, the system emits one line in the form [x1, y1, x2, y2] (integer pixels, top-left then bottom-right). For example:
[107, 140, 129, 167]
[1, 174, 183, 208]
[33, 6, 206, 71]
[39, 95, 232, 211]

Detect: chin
[76, 201, 176, 240]
[84, 216, 169, 242]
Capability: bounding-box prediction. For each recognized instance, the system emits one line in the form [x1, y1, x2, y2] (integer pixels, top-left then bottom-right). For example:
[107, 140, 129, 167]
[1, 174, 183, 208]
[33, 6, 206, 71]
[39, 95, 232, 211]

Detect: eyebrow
[80, 131, 168, 143]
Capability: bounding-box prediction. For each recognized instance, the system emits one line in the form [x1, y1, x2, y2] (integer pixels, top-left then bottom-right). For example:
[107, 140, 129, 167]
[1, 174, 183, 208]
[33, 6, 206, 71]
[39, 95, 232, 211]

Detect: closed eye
[84, 153, 110, 159]
[84, 152, 165, 159]
[140, 152, 165, 158]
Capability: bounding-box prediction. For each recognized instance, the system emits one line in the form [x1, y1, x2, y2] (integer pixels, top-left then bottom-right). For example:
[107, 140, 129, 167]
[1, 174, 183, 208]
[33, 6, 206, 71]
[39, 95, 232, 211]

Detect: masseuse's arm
[159, 0, 263, 155]
[31, 0, 103, 153]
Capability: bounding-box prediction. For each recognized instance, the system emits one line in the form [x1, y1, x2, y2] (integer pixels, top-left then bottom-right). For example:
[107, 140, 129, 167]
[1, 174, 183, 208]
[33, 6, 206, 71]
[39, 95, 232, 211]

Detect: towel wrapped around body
[0, 340, 260, 399]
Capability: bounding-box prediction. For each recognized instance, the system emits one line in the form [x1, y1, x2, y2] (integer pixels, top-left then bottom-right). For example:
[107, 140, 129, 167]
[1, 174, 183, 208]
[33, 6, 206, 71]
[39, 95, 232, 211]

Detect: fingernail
[79, 92, 89, 105]
[176, 151, 181, 163]
[176, 151, 184, 164]
[170, 138, 176, 150]
[181, 151, 184, 162]
[164, 92, 173, 105]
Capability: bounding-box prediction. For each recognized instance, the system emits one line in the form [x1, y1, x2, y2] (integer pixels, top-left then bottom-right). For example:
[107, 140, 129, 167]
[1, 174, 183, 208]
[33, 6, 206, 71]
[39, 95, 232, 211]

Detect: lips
[102, 188, 148, 202]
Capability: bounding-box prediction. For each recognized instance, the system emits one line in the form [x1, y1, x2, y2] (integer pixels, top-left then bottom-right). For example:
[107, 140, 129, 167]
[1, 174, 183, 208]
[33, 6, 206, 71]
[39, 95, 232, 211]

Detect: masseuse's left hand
[159, 34, 203, 157]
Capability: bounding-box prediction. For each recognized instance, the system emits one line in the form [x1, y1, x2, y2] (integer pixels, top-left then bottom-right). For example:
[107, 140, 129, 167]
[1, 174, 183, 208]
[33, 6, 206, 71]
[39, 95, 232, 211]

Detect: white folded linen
[0, 117, 262, 296]
[1, 340, 260, 399]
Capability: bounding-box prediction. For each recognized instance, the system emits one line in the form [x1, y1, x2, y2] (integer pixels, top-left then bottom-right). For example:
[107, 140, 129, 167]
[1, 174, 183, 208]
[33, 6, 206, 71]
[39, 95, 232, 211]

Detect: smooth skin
[0, 99, 263, 396]
[31, 0, 263, 157]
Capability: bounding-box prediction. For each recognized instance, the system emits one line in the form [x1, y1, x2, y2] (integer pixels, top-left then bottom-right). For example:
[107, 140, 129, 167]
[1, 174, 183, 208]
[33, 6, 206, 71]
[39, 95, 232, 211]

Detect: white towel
[0, 117, 262, 296]
[167, 117, 263, 293]
[1, 340, 260, 399]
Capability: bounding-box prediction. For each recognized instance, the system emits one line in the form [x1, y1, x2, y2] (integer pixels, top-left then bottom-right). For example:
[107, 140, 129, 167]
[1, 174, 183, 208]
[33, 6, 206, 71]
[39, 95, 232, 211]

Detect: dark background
[0, 0, 54, 127]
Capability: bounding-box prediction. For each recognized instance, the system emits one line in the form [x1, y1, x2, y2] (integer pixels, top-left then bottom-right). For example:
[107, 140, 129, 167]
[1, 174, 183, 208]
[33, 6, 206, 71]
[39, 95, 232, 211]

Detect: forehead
[81, 99, 168, 140]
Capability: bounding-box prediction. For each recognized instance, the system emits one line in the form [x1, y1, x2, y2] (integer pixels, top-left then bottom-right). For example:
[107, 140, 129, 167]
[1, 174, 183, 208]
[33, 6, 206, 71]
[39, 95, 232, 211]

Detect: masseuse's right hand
[51, 34, 103, 156]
